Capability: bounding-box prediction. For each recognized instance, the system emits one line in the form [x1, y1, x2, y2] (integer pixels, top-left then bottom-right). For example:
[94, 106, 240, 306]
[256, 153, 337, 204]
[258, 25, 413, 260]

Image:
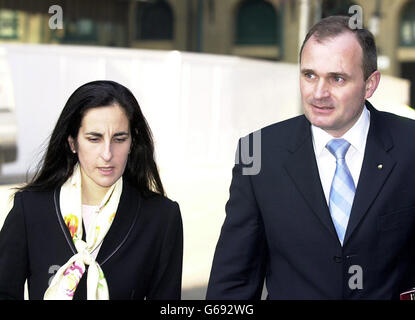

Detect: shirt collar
[311, 105, 371, 156]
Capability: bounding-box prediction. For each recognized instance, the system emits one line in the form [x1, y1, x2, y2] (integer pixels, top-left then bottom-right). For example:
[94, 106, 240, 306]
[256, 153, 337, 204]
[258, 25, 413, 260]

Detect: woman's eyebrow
[113, 132, 130, 137]
[85, 132, 102, 137]
[85, 131, 129, 137]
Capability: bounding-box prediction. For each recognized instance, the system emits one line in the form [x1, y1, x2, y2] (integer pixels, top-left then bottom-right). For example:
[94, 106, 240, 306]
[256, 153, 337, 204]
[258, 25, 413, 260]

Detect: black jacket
[207, 101, 415, 299]
[0, 179, 183, 300]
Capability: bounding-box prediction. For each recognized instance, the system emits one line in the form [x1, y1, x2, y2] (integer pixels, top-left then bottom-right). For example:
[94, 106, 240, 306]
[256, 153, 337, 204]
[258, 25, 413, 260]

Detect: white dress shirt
[311, 105, 371, 205]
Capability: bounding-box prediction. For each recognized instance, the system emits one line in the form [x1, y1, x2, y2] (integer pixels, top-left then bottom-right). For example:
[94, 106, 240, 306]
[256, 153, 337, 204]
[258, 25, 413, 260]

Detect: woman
[0, 80, 183, 300]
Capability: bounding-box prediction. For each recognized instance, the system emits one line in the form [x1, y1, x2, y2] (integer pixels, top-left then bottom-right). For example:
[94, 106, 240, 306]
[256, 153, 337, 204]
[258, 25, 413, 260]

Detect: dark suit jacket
[0, 179, 183, 300]
[207, 101, 415, 300]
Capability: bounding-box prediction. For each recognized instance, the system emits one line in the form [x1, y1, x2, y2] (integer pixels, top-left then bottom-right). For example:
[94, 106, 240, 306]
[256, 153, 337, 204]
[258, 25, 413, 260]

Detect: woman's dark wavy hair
[19, 80, 164, 197]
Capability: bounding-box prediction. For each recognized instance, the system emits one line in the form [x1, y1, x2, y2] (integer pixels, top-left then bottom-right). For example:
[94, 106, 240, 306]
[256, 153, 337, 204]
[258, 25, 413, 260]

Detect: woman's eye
[115, 138, 127, 143]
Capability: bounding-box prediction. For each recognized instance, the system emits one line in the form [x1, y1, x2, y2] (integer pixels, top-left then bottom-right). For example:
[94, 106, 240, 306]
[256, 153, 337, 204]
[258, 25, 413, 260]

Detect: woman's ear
[68, 136, 76, 153]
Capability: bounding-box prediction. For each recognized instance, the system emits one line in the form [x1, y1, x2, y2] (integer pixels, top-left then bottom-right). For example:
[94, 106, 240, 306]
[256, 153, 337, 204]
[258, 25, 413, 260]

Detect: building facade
[1, 0, 415, 104]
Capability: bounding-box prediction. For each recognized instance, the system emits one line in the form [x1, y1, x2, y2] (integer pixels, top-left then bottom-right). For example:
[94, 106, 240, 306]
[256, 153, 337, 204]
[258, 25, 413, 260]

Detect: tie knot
[326, 138, 351, 160]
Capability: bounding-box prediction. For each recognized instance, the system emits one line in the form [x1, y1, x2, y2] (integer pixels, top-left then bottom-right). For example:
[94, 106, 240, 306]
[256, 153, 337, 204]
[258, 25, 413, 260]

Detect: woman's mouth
[98, 167, 114, 176]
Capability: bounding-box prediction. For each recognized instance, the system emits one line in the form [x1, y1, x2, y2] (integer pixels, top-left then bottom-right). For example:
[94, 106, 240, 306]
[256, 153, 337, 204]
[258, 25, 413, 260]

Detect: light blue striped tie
[326, 139, 355, 245]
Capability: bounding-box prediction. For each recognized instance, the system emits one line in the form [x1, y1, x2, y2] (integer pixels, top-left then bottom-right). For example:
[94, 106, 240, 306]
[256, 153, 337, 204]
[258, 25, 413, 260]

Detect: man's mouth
[313, 104, 333, 110]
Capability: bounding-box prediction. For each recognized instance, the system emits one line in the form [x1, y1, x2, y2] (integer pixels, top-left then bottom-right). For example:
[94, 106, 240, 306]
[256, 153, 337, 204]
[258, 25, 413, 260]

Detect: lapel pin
[377, 164, 383, 170]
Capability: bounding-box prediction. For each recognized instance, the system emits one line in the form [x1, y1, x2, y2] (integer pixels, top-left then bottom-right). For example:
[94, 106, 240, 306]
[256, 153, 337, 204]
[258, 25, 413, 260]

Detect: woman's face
[68, 104, 132, 195]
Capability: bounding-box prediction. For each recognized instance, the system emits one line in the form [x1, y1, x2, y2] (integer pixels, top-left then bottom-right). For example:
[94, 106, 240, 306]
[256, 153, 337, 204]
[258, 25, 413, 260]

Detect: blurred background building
[1, 0, 415, 299]
[0, 0, 415, 100]
[0, 0, 415, 98]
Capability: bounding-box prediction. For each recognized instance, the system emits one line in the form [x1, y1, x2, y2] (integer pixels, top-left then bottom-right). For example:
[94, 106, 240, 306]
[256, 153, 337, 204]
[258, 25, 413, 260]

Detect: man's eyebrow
[300, 68, 314, 74]
[327, 72, 350, 78]
[300, 69, 351, 78]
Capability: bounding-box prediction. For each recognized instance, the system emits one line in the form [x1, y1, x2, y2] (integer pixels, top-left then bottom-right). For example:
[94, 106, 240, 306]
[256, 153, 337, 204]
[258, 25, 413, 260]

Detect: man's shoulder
[376, 108, 415, 122]
[252, 115, 307, 134]
[373, 108, 415, 133]
[248, 114, 308, 144]
[368, 105, 415, 155]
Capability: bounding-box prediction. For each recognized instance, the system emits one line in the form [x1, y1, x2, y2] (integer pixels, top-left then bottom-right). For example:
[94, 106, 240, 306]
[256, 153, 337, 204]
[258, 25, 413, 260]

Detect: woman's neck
[80, 171, 110, 206]
[82, 191, 106, 206]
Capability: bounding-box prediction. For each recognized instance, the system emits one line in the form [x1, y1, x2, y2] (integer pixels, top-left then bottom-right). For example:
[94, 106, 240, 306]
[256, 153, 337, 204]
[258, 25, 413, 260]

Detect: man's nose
[313, 79, 330, 100]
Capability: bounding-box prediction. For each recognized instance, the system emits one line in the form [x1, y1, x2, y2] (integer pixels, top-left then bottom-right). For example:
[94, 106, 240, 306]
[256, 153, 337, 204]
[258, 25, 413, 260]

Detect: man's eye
[88, 138, 99, 142]
[333, 76, 345, 83]
[304, 73, 315, 79]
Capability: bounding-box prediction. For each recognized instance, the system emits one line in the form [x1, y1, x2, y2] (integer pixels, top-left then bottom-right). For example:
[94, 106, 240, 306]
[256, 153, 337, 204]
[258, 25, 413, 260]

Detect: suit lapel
[343, 102, 396, 245]
[283, 116, 339, 242]
[96, 179, 141, 266]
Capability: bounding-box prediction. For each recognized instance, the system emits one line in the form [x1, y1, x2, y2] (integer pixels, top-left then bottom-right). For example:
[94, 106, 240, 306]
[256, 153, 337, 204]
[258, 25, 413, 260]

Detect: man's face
[300, 32, 377, 137]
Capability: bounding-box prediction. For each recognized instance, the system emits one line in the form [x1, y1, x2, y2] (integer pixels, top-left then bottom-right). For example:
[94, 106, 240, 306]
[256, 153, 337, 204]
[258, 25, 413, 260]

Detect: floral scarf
[44, 163, 122, 300]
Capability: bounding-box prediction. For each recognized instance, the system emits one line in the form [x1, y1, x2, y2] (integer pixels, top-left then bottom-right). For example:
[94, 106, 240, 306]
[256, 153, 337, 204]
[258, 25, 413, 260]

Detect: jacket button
[333, 256, 342, 263]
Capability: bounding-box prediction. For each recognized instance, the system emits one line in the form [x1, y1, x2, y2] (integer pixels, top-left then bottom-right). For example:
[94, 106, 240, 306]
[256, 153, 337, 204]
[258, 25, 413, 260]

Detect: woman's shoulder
[136, 191, 182, 227]
[13, 188, 55, 204]
[141, 191, 180, 212]
[124, 181, 180, 213]
[7, 188, 56, 223]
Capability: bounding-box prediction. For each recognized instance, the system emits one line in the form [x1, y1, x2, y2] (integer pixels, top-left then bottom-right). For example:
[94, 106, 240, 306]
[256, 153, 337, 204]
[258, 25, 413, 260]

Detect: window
[322, 0, 356, 18]
[136, 0, 173, 40]
[62, 18, 98, 42]
[400, 1, 415, 46]
[0, 9, 18, 39]
[235, 0, 278, 45]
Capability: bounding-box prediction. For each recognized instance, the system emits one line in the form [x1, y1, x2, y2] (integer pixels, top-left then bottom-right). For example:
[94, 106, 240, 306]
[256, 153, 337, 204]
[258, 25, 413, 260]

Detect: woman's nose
[100, 142, 113, 161]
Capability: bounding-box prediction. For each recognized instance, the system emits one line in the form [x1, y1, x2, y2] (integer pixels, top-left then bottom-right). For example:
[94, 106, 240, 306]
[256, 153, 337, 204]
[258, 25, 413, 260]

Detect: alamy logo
[48, 264, 61, 286]
[235, 130, 261, 176]
[348, 5, 363, 30]
[48, 5, 63, 30]
[348, 265, 363, 290]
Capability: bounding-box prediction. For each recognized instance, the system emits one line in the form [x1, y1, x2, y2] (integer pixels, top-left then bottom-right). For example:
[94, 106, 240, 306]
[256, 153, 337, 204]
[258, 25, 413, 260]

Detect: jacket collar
[343, 100, 395, 244]
[283, 100, 395, 246]
[53, 179, 141, 265]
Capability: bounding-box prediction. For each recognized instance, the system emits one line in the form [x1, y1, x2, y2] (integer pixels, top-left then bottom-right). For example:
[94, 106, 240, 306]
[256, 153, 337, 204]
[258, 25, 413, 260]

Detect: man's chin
[305, 112, 335, 129]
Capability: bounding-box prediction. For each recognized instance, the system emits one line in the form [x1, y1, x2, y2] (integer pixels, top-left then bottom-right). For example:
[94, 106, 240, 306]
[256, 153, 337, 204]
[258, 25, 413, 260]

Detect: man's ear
[68, 136, 76, 153]
[364, 70, 381, 99]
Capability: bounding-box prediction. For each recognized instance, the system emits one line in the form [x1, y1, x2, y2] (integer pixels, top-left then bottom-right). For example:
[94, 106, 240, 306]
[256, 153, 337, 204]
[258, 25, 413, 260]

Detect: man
[206, 15, 415, 299]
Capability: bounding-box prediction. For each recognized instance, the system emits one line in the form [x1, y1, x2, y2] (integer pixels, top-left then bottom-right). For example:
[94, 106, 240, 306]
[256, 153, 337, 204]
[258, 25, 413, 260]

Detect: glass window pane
[235, 0, 278, 45]
[136, 1, 173, 40]
[0, 10, 18, 39]
[400, 1, 415, 46]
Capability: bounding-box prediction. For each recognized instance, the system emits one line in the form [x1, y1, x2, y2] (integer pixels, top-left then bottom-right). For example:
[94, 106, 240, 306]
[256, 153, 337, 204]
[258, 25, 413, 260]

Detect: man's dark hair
[299, 15, 377, 80]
